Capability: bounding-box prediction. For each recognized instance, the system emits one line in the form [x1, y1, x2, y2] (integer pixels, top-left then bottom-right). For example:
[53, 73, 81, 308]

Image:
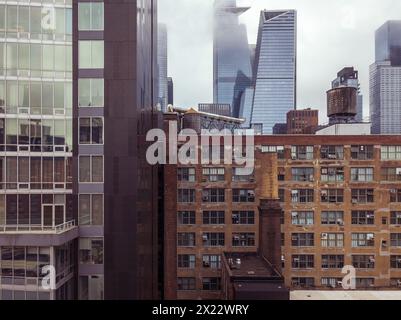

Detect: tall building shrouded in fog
[370, 21, 401, 134]
[213, 0, 253, 118]
[167, 77, 174, 105]
[250, 10, 297, 135]
[158, 24, 168, 112]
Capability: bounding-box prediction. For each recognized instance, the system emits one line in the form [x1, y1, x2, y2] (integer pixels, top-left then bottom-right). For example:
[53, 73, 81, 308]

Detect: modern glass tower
[0, 0, 75, 300]
[370, 21, 401, 134]
[213, 0, 253, 118]
[158, 23, 168, 112]
[250, 10, 297, 134]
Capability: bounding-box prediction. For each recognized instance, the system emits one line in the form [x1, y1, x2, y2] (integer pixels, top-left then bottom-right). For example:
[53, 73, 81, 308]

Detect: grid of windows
[291, 233, 314, 247]
[232, 167, 254, 182]
[202, 211, 225, 225]
[232, 233, 255, 247]
[202, 167, 225, 182]
[177, 189, 195, 203]
[79, 238, 103, 265]
[177, 168, 195, 182]
[78, 40, 104, 69]
[381, 167, 401, 181]
[356, 278, 374, 288]
[79, 156, 103, 183]
[320, 167, 344, 182]
[177, 278, 196, 291]
[78, 2, 104, 31]
[232, 189, 255, 202]
[321, 233, 344, 248]
[261, 145, 285, 159]
[321, 255, 344, 269]
[352, 255, 375, 269]
[390, 189, 401, 203]
[391, 212, 401, 225]
[78, 194, 103, 226]
[321, 277, 343, 288]
[78, 79, 104, 107]
[177, 233, 195, 247]
[232, 211, 255, 225]
[177, 211, 195, 225]
[291, 167, 314, 182]
[291, 277, 315, 287]
[320, 145, 344, 160]
[351, 145, 374, 160]
[202, 277, 221, 291]
[391, 234, 401, 247]
[351, 168, 374, 182]
[291, 211, 314, 225]
[291, 255, 314, 269]
[321, 211, 344, 225]
[202, 189, 225, 203]
[351, 189, 374, 203]
[202, 255, 221, 269]
[320, 189, 344, 203]
[291, 189, 314, 203]
[390, 256, 401, 269]
[381, 146, 401, 160]
[202, 233, 224, 247]
[351, 233, 375, 247]
[79, 117, 103, 144]
[177, 255, 195, 269]
[351, 211, 375, 225]
[291, 146, 313, 160]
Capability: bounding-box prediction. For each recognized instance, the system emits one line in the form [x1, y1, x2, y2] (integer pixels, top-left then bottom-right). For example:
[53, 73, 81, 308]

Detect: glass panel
[79, 157, 91, 183]
[43, 206, 53, 227]
[18, 157, 29, 182]
[91, 118, 103, 144]
[18, 44, 30, 70]
[18, 194, 29, 225]
[92, 3, 104, 30]
[54, 119, 65, 145]
[54, 82, 64, 109]
[92, 156, 103, 183]
[79, 118, 90, 144]
[78, 3, 91, 30]
[78, 79, 90, 107]
[92, 194, 103, 225]
[54, 157, 65, 183]
[79, 195, 91, 225]
[91, 41, 104, 68]
[19, 81, 30, 109]
[18, 119, 29, 144]
[6, 119, 17, 145]
[79, 41, 91, 68]
[92, 79, 104, 106]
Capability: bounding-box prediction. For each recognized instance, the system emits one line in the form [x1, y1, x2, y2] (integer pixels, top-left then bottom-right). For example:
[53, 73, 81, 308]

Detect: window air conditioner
[321, 233, 328, 239]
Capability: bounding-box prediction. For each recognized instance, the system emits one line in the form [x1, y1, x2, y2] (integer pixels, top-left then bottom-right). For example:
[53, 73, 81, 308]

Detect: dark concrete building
[167, 77, 174, 106]
[74, 0, 161, 300]
[287, 109, 319, 134]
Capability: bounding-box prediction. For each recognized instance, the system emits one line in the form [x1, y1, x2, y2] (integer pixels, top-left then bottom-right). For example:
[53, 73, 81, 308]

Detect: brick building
[286, 109, 319, 134]
[163, 129, 401, 299]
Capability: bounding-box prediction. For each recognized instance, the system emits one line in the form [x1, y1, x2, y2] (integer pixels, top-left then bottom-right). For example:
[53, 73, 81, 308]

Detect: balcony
[0, 220, 77, 235]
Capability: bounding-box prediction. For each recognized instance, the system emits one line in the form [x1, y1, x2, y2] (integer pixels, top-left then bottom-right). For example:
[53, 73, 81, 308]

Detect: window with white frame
[291, 146, 314, 160]
[291, 211, 314, 225]
[351, 145, 374, 160]
[320, 189, 344, 203]
[321, 233, 344, 248]
[351, 167, 374, 182]
[291, 189, 314, 203]
[321, 211, 344, 225]
[291, 167, 314, 182]
[320, 145, 344, 160]
[351, 211, 374, 225]
[351, 233, 375, 247]
[202, 167, 225, 182]
[352, 255, 375, 269]
[381, 146, 401, 160]
[291, 233, 314, 247]
[320, 167, 344, 182]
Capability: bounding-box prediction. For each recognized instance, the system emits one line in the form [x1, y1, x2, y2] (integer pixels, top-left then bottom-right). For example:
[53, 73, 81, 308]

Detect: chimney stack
[258, 151, 283, 272]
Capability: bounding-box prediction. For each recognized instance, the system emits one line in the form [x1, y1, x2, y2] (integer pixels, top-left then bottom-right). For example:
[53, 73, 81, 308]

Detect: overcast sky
[159, 0, 401, 122]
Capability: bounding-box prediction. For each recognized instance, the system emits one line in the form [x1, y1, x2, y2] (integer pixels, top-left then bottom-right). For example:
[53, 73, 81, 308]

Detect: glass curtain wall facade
[250, 10, 297, 134]
[158, 23, 168, 112]
[0, 0, 76, 300]
[213, 0, 253, 118]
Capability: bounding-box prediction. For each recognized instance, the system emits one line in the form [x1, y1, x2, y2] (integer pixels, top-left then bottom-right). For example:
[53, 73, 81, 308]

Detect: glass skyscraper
[370, 21, 401, 134]
[250, 10, 297, 134]
[213, 0, 253, 118]
[158, 23, 168, 112]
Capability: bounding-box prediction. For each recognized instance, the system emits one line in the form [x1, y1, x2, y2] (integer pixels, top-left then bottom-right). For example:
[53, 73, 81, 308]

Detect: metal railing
[0, 220, 76, 234]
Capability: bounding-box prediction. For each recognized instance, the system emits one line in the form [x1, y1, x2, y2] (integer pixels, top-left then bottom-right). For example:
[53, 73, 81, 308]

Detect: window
[178, 255, 195, 269]
[79, 118, 103, 144]
[321, 233, 344, 248]
[203, 211, 225, 225]
[79, 194, 103, 225]
[351, 189, 374, 203]
[202, 167, 225, 182]
[232, 167, 254, 182]
[356, 278, 374, 288]
[291, 278, 315, 288]
[177, 189, 195, 203]
[291, 146, 314, 160]
[291, 255, 314, 269]
[202, 255, 221, 269]
[79, 41, 104, 69]
[79, 238, 103, 264]
[202, 189, 225, 202]
[321, 278, 343, 288]
[78, 79, 104, 107]
[177, 278, 196, 291]
[390, 189, 401, 203]
[391, 234, 401, 247]
[202, 277, 221, 291]
[232, 189, 254, 202]
[278, 167, 285, 181]
[232, 233, 255, 247]
[381, 167, 401, 181]
[291, 233, 314, 247]
[351, 168, 374, 182]
[321, 167, 344, 182]
[177, 211, 195, 225]
[321, 145, 344, 160]
[292, 167, 314, 182]
[351, 211, 375, 225]
[321, 255, 344, 269]
[177, 233, 195, 247]
[261, 145, 285, 159]
[320, 189, 344, 203]
[202, 233, 224, 247]
[78, 3, 104, 31]
[278, 189, 285, 202]
[79, 156, 103, 183]
[352, 255, 375, 269]
[352, 233, 374, 247]
[351, 145, 374, 160]
[232, 211, 255, 225]
[177, 168, 195, 182]
[390, 256, 401, 269]
[291, 189, 314, 203]
[381, 146, 401, 160]
[291, 211, 314, 225]
[391, 212, 401, 225]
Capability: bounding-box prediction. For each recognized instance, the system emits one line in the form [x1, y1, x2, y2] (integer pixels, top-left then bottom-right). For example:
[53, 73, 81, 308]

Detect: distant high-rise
[370, 21, 401, 134]
[167, 77, 174, 105]
[213, 0, 253, 117]
[198, 103, 231, 117]
[332, 67, 364, 122]
[158, 24, 168, 112]
[250, 10, 297, 134]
